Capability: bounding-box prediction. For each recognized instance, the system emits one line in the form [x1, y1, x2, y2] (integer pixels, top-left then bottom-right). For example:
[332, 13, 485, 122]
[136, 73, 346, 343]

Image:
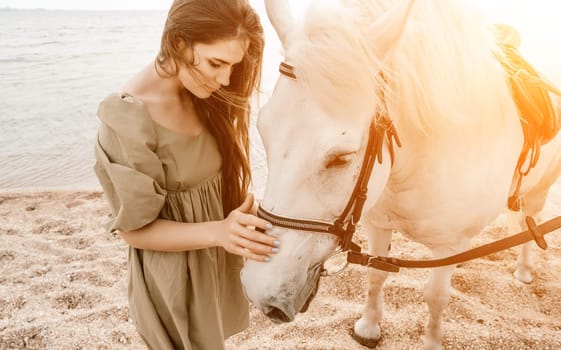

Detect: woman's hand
[214, 193, 279, 262]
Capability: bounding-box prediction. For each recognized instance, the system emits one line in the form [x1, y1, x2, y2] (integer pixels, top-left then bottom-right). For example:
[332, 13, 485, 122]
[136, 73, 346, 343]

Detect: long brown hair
[156, 0, 264, 215]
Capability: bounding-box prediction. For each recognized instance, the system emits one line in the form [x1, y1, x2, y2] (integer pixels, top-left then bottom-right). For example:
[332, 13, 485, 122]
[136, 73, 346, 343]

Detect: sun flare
[284, 0, 561, 82]
[471, 0, 561, 81]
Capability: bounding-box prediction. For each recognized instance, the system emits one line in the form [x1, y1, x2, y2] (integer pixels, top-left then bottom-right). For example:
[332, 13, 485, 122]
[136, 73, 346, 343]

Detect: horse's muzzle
[263, 263, 323, 323]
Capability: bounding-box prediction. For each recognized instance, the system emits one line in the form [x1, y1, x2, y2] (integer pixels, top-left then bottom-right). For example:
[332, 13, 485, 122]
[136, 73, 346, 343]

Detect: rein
[348, 216, 561, 272]
[259, 61, 561, 273]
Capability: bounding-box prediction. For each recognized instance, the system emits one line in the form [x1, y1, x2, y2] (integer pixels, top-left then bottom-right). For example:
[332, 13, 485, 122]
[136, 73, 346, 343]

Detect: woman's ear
[176, 40, 197, 66]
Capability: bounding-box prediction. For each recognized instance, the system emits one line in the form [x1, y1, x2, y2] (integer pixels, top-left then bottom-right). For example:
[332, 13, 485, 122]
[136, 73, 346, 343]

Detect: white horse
[241, 0, 561, 349]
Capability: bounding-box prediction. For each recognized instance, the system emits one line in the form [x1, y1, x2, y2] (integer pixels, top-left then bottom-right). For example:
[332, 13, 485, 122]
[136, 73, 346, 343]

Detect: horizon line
[0, 6, 168, 11]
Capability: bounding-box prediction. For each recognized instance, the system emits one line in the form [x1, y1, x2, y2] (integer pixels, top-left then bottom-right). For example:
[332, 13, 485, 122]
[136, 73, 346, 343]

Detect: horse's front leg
[352, 216, 392, 348]
[423, 241, 469, 350]
[423, 264, 456, 350]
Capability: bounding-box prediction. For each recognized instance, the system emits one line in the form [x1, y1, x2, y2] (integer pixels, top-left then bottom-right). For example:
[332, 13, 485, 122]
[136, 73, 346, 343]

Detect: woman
[93, 1, 278, 349]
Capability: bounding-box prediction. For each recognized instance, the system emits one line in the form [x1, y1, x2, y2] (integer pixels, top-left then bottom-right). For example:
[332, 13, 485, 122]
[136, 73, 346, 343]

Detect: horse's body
[240, 1, 561, 349]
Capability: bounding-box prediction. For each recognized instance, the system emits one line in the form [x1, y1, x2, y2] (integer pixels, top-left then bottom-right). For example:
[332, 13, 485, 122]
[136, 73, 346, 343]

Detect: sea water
[0, 7, 279, 193]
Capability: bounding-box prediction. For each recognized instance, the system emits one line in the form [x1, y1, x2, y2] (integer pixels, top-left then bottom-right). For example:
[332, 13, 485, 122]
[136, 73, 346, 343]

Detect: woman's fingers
[229, 210, 277, 244]
[239, 226, 279, 249]
[233, 234, 278, 256]
[223, 203, 280, 261]
[232, 210, 272, 232]
[234, 246, 271, 262]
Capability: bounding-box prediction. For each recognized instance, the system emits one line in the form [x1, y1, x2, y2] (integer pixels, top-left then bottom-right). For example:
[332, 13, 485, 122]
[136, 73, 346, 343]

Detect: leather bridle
[257, 62, 401, 252]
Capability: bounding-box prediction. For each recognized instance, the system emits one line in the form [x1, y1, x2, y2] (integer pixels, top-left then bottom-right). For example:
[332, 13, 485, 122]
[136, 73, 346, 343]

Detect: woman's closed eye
[209, 60, 221, 68]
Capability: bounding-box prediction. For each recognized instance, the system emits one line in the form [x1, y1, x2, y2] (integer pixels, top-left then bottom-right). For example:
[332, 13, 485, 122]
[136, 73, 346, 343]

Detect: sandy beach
[0, 186, 560, 350]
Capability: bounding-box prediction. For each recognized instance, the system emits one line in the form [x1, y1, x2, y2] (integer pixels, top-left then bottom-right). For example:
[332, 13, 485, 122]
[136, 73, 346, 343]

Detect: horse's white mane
[288, 0, 513, 134]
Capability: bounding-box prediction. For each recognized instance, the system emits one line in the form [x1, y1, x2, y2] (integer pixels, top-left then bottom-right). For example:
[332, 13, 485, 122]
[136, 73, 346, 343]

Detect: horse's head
[241, 0, 415, 323]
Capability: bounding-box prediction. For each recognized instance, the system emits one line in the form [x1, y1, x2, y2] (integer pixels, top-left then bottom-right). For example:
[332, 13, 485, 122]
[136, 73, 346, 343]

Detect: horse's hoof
[351, 329, 381, 348]
[423, 336, 443, 350]
[514, 268, 532, 284]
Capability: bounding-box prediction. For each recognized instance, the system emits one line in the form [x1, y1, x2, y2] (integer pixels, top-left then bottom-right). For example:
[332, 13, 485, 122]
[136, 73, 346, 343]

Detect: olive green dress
[93, 93, 249, 350]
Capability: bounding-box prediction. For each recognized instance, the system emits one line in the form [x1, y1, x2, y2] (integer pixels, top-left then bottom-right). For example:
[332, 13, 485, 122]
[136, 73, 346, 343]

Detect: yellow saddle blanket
[494, 24, 561, 210]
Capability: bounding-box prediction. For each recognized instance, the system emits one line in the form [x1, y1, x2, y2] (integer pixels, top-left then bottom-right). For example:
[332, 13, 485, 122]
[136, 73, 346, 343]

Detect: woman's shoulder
[98, 92, 148, 120]
[97, 92, 157, 142]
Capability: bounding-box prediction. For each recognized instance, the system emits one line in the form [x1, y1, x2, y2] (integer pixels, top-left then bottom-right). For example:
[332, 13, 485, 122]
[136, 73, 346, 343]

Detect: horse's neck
[377, 109, 523, 234]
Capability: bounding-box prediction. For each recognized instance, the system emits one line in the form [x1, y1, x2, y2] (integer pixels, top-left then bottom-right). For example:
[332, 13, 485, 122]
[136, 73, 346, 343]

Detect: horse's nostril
[266, 306, 291, 323]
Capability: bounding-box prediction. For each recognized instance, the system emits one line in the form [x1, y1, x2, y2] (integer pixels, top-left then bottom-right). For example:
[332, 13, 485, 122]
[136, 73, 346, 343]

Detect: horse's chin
[264, 264, 322, 323]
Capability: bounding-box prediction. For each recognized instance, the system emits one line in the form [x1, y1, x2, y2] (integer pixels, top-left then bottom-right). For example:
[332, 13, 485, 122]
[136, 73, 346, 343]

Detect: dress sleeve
[93, 93, 166, 232]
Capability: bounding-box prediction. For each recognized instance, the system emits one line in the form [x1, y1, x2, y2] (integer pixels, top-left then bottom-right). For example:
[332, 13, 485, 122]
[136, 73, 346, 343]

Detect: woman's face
[178, 38, 248, 99]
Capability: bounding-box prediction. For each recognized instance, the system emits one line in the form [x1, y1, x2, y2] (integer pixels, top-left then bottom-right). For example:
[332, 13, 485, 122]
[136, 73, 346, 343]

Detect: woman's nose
[216, 67, 231, 86]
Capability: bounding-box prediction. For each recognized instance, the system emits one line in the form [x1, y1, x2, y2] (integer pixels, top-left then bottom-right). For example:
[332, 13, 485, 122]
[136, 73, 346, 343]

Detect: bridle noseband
[257, 62, 401, 252]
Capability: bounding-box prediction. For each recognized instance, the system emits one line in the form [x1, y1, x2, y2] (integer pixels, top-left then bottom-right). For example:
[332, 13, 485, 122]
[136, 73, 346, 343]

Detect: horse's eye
[325, 153, 354, 169]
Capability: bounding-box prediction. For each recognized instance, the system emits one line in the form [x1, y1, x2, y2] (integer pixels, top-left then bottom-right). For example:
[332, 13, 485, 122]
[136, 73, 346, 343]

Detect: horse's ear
[368, 0, 416, 58]
[265, 0, 293, 49]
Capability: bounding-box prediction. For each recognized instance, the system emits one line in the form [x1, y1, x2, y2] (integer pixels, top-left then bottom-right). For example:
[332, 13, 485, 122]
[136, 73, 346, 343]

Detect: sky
[0, 0, 556, 13]
[0, 0, 173, 10]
